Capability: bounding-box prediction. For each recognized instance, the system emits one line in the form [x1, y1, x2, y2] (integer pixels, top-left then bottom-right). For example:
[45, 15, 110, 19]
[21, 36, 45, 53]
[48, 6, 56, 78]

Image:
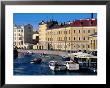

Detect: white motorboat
[49, 61, 67, 71]
[65, 61, 79, 70]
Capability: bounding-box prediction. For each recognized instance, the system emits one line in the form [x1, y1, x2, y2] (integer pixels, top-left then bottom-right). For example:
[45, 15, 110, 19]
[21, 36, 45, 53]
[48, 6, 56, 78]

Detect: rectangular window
[79, 37, 80, 40]
[88, 45, 90, 48]
[83, 37, 85, 40]
[88, 30, 90, 33]
[19, 37, 22, 40]
[66, 37, 67, 40]
[94, 29, 95, 33]
[21, 30, 23, 32]
[94, 40, 95, 43]
[69, 37, 70, 40]
[64, 37, 67, 41]
[79, 30, 80, 33]
[74, 30, 75, 33]
[91, 40, 92, 43]
[21, 41, 23, 45]
[69, 30, 70, 34]
[83, 45, 85, 48]
[74, 37, 75, 40]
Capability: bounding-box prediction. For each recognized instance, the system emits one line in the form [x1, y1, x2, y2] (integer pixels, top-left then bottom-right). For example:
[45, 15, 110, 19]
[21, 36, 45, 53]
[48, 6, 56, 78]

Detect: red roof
[47, 19, 97, 30]
[70, 19, 97, 27]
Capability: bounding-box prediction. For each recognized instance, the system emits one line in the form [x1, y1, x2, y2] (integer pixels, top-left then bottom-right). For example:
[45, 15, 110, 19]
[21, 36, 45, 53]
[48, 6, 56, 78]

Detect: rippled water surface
[14, 53, 96, 75]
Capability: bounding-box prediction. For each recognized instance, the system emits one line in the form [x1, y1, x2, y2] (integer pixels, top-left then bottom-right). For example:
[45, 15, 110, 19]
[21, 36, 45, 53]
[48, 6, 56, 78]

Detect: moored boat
[24, 51, 33, 57]
[30, 58, 42, 64]
[65, 61, 79, 71]
[89, 67, 97, 73]
[62, 56, 70, 61]
[49, 61, 67, 71]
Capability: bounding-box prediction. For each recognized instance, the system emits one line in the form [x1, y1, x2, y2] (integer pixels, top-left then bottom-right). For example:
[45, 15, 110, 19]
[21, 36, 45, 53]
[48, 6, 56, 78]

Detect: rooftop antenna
[91, 13, 93, 19]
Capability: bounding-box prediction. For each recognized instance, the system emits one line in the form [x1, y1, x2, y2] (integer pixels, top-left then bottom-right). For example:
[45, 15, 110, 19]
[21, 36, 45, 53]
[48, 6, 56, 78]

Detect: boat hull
[49, 65, 55, 70]
[66, 64, 79, 70]
[49, 65, 67, 71]
[65, 61, 79, 71]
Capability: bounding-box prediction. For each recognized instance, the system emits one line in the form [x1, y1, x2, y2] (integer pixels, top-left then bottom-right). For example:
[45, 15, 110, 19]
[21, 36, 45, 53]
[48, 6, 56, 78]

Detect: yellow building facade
[89, 33, 97, 51]
[34, 19, 97, 51]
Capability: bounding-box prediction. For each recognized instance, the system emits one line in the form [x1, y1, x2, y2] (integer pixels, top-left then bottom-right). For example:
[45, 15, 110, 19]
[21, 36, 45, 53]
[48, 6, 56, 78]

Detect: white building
[13, 24, 33, 49]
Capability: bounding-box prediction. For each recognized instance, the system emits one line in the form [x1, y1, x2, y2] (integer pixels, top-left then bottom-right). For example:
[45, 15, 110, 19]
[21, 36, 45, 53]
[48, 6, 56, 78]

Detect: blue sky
[13, 13, 97, 30]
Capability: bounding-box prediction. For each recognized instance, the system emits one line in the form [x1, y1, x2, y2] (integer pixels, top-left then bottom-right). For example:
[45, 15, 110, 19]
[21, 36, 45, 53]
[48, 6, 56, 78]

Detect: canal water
[14, 53, 96, 75]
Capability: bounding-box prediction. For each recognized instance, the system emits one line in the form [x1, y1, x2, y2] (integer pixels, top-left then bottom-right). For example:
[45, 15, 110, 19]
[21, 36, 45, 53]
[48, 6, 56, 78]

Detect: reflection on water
[14, 53, 96, 75]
